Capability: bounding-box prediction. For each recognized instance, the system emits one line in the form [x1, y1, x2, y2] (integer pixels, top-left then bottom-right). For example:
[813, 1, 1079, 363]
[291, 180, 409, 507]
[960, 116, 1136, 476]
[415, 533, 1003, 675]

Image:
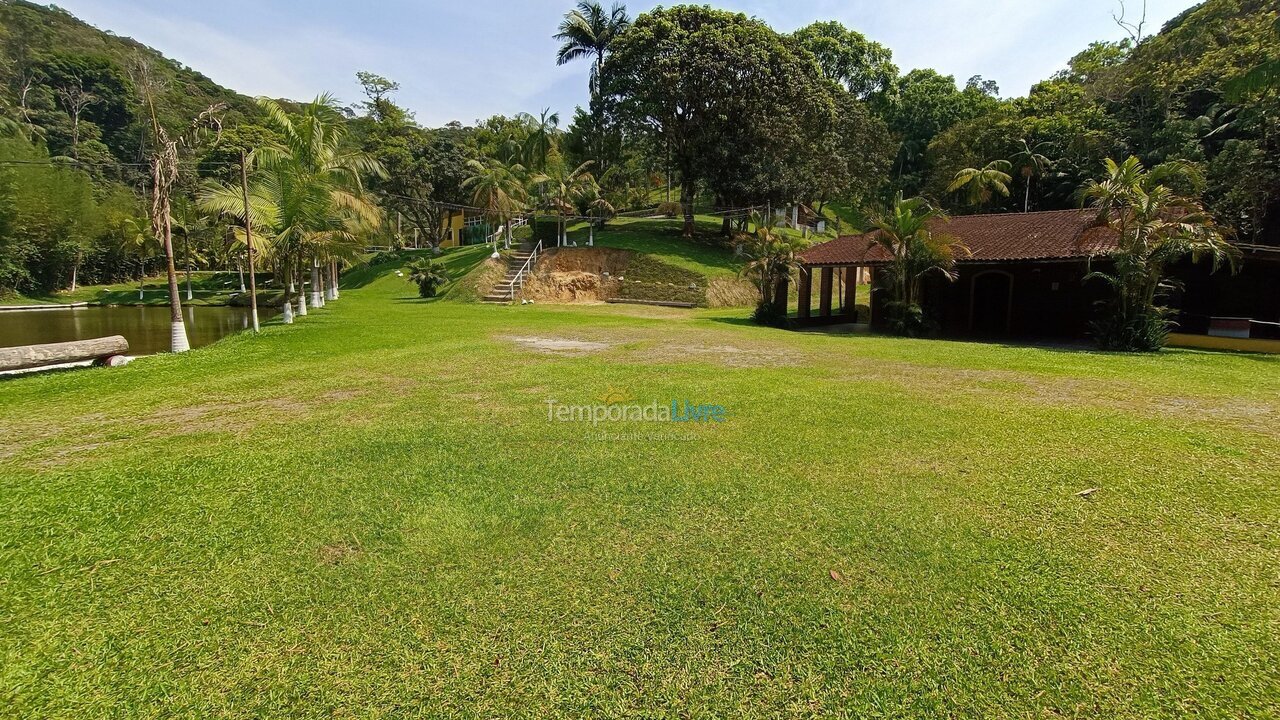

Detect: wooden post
[797, 268, 812, 320]
[845, 267, 858, 321]
[819, 267, 834, 317]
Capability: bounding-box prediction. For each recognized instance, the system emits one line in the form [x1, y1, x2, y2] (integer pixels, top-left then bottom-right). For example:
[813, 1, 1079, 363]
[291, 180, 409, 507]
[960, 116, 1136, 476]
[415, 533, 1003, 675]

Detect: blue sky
[55, 0, 1197, 127]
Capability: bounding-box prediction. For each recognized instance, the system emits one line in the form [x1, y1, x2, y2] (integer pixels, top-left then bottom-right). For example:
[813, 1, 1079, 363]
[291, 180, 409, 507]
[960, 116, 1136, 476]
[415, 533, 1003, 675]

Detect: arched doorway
[970, 271, 1014, 336]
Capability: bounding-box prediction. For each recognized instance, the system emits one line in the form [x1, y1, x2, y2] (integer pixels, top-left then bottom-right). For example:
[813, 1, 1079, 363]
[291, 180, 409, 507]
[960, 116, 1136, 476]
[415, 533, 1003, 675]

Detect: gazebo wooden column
[844, 267, 858, 320]
[797, 268, 812, 319]
[819, 267, 834, 317]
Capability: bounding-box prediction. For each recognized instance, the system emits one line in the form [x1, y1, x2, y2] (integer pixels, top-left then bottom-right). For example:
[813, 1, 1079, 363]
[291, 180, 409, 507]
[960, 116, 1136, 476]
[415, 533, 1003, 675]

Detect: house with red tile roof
[795, 209, 1280, 343]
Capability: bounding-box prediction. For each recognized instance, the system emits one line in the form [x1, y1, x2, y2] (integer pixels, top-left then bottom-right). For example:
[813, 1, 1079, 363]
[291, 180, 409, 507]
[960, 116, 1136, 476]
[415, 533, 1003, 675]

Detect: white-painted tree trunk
[588, 224, 594, 247]
[282, 299, 294, 324]
[170, 321, 190, 353]
[297, 290, 308, 316]
[331, 261, 340, 300]
[311, 262, 324, 308]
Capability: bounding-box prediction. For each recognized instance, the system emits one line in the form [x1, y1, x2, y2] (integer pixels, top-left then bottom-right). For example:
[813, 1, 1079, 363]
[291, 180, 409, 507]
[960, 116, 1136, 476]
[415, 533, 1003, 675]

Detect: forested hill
[0, 0, 265, 294]
[0, 0, 258, 175]
[918, 0, 1278, 244]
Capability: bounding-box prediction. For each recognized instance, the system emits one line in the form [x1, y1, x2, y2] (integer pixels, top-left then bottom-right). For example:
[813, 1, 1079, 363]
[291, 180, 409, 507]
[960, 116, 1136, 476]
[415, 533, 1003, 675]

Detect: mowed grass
[1, 250, 1278, 718]
[565, 216, 744, 278]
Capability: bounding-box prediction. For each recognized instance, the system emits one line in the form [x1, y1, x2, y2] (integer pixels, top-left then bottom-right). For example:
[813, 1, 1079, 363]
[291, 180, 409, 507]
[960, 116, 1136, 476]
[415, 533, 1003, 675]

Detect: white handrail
[509, 240, 542, 300]
[486, 216, 530, 247]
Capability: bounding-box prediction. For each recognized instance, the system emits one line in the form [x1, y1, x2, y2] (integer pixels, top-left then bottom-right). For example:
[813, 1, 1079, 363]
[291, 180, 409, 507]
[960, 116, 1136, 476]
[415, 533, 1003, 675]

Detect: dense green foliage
[1081, 157, 1239, 350]
[0, 0, 258, 295]
[923, 0, 1279, 241]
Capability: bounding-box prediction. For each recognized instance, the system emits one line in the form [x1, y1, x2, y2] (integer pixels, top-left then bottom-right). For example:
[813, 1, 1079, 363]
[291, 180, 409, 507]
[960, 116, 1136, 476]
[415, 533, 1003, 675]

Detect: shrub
[407, 258, 449, 298]
[1089, 306, 1172, 352]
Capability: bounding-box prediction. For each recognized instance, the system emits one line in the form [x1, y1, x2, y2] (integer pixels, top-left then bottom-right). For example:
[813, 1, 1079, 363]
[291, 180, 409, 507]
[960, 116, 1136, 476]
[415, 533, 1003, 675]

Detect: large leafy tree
[792, 21, 897, 100]
[875, 69, 1000, 196]
[604, 6, 835, 236]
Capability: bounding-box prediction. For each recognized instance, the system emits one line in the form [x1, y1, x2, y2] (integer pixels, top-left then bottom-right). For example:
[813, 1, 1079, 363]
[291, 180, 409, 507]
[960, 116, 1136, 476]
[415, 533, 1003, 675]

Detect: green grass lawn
[565, 216, 744, 278]
[1, 249, 1277, 717]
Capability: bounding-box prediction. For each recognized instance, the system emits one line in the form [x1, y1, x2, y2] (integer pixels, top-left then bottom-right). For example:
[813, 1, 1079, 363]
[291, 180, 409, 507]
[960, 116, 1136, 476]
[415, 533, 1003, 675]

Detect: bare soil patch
[318, 541, 362, 566]
[503, 336, 613, 354]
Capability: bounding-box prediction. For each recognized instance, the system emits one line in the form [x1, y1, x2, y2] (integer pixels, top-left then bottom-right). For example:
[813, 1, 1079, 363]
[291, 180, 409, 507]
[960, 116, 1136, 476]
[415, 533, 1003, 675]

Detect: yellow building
[436, 210, 467, 249]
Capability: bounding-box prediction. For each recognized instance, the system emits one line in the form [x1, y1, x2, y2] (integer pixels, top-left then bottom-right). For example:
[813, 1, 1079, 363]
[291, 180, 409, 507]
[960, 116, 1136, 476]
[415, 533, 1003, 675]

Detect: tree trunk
[297, 263, 308, 316]
[311, 260, 323, 308]
[680, 180, 695, 237]
[161, 210, 190, 352]
[0, 335, 130, 372]
[70, 261, 78, 292]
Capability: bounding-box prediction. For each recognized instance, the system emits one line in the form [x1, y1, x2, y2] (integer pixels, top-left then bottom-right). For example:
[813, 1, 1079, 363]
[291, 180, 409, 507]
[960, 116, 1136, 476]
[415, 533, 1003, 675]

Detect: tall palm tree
[1080, 156, 1239, 351]
[517, 109, 560, 172]
[464, 158, 528, 254]
[533, 161, 597, 246]
[202, 95, 384, 319]
[1011, 140, 1054, 213]
[948, 160, 1013, 210]
[135, 58, 225, 353]
[864, 193, 968, 336]
[554, 1, 631, 97]
[116, 215, 156, 301]
[169, 196, 215, 301]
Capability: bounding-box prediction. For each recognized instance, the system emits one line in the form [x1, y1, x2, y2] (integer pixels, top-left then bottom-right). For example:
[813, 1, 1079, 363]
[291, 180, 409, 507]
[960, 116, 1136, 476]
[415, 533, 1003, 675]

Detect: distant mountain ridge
[0, 0, 260, 169]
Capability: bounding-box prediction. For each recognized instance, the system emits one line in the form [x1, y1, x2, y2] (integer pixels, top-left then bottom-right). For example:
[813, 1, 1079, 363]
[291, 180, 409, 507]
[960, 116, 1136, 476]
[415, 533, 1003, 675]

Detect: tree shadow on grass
[706, 316, 762, 328]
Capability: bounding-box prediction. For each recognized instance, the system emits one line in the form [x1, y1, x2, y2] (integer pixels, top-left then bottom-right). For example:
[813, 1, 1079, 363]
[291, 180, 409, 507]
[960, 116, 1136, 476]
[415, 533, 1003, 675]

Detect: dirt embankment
[516, 247, 755, 307]
[522, 248, 630, 303]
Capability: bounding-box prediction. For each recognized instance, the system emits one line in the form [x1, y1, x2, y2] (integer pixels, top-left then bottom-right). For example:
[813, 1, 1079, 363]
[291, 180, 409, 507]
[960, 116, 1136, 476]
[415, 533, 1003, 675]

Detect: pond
[0, 305, 277, 356]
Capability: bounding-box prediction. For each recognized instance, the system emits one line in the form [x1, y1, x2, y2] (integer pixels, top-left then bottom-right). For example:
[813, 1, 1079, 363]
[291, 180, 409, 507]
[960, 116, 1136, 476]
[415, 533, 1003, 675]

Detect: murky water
[0, 305, 277, 356]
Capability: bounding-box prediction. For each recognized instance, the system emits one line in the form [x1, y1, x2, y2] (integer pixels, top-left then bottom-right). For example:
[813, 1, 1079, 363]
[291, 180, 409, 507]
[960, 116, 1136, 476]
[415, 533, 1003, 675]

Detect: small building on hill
[796, 209, 1280, 347]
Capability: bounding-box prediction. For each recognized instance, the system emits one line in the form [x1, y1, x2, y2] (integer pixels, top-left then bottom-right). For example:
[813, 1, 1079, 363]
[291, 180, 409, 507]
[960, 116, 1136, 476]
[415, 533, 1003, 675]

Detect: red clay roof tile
[800, 209, 1120, 266]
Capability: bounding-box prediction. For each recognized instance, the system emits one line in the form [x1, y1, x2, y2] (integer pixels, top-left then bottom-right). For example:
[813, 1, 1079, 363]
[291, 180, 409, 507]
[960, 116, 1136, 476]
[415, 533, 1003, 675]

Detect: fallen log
[0, 336, 129, 372]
